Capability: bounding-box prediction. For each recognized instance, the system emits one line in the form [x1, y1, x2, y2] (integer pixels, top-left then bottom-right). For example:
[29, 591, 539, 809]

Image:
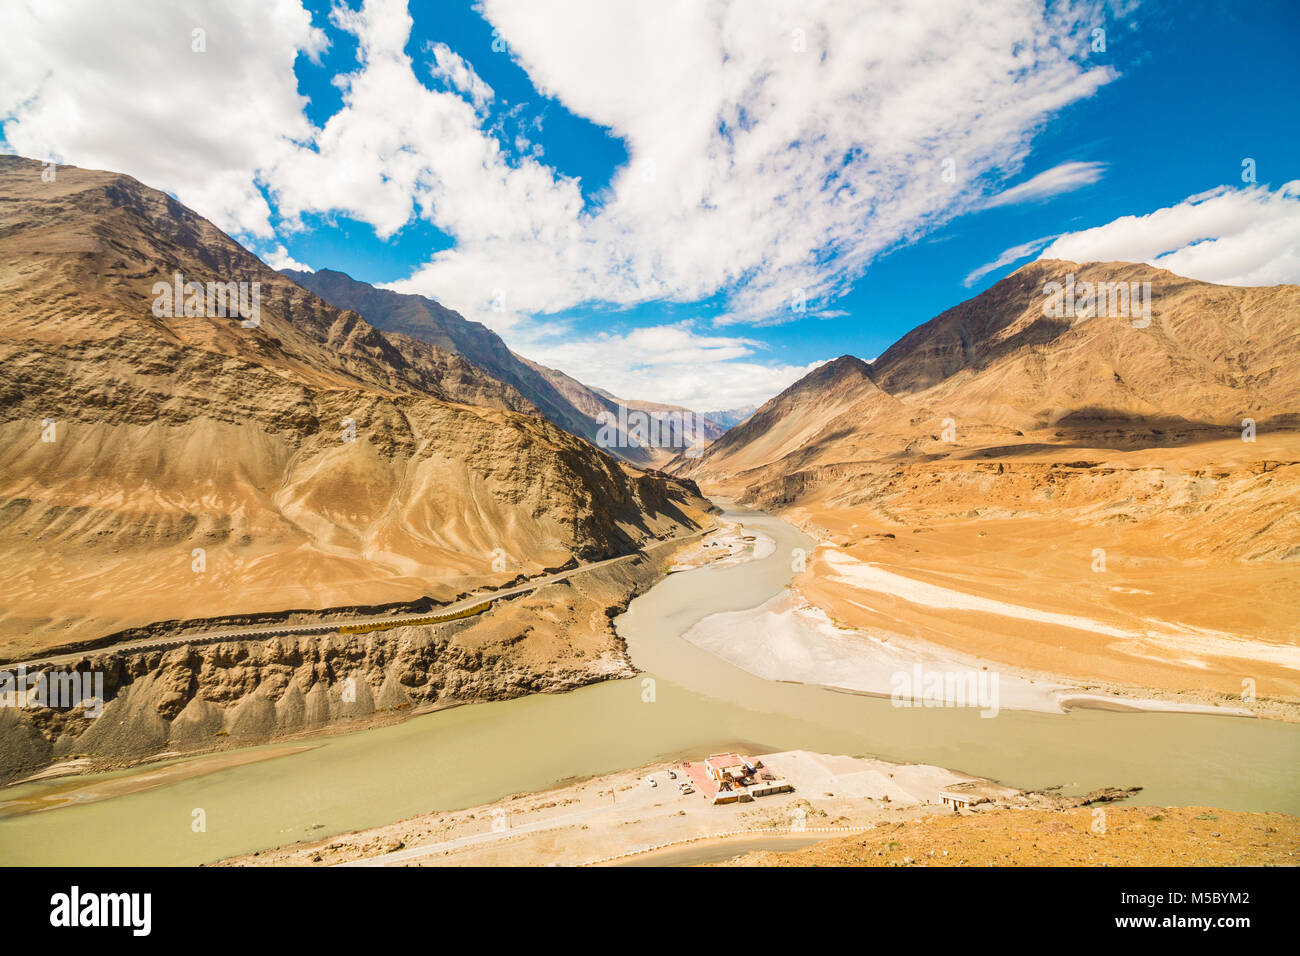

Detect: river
[1, 502, 1296, 865]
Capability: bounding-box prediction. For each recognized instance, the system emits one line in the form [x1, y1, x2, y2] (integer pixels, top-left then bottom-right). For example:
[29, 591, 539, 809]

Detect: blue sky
[4, 0, 1299, 409]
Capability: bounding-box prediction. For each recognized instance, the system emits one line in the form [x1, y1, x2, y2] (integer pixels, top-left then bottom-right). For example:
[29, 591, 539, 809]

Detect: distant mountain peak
[676, 258, 1300, 498]
[283, 267, 724, 466]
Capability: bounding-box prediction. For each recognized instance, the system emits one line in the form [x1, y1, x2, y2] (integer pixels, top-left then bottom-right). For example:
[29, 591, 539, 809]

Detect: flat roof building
[939, 780, 1003, 811]
[704, 753, 752, 784]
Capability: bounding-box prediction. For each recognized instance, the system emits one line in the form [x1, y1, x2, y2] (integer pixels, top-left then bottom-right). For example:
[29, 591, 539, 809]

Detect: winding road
[11, 529, 708, 670]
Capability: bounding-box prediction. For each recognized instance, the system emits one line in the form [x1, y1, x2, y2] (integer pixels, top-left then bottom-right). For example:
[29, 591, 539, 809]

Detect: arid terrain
[215, 747, 1296, 868]
[0, 533, 702, 785]
[723, 804, 1300, 867]
[0, 156, 716, 781]
[1, 161, 1295, 870]
[211, 748, 1068, 867]
[0, 157, 713, 661]
[3, 0, 1297, 893]
[284, 267, 724, 468]
[676, 262, 1300, 707]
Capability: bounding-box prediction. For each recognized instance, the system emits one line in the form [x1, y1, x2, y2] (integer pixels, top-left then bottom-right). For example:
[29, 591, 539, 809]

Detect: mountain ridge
[670, 257, 1300, 698]
[679, 258, 1300, 489]
[282, 267, 725, 466]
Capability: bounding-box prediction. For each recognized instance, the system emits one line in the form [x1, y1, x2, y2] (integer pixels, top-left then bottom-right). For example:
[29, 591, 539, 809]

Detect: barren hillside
[287, 267, 724, 467]
[675, 260, 1300, 700]
[0, 156, 712, 658]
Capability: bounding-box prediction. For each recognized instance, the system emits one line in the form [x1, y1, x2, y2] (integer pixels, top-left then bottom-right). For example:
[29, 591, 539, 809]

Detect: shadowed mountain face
[685, 355, 905, 476]
[681, 259, 1300, 491]
[0, 156, 711, 657]
[283, 268, 724, 466]
[869, 259, 1300, 429]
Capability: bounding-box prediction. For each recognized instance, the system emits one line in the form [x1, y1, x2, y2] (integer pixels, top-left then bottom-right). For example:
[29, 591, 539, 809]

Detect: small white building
[939, 781, 998, 811]
[940, 789, 972, 810]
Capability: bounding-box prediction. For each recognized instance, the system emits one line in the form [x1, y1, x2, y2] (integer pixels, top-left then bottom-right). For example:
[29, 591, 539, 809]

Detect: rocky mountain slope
[0, 536, 687, 785]
[870, 259, 1300, 433]
[284, 267, 724, 466]
[684, 260, 1300, 491]
[692, 355, 910, 477]
[0, 155, 712, 659]
[674, 260, 1300, 700]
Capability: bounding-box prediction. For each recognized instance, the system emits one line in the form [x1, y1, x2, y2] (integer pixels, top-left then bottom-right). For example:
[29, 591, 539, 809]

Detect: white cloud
[1038, 181, 1300, 286]
[0, 0, 1133, 400]
[269, 0, 585, 336]
[381, 0, 1116, 328]
[427, 41, 494, 113]
[263, 244, 314, 272]
[0, 0, 326, 238]
[516, 323, 824, 410]
[982, 160, 1106, 210]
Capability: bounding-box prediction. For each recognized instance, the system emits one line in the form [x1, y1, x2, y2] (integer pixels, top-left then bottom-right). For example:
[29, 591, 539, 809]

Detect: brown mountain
[681, 259, 1300, 494]
[676, 259, 1300, 701]
[683, 355, 910, 483]
[0, 155, 712, 659]
[869, 259, 1300, 432]
[284, 267, 725, 466]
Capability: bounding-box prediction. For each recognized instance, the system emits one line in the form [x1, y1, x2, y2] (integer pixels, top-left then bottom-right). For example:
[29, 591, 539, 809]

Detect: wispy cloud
[427, 40, 493, 113]
[964, 235, 1057, 287]
[0, 0, 1122, 333]
[395, 0, 1118, 329]
[982, 160, 1106, 210]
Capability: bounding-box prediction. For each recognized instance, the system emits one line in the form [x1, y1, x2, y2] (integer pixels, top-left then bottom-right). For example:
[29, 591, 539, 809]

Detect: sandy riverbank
[668, 520, 776, 572]
[218, 749, 1048, 867]
[680, 586, 1267, 718]
[778, 499, 1300, 718]
[682, 589, 1063, 715]
[0, 744, 317, 816]
[219, 743, 1298, 868]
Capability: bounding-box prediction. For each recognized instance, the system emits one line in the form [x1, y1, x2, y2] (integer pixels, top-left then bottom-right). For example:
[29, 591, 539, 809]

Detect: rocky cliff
[0, 541, 681, 784]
